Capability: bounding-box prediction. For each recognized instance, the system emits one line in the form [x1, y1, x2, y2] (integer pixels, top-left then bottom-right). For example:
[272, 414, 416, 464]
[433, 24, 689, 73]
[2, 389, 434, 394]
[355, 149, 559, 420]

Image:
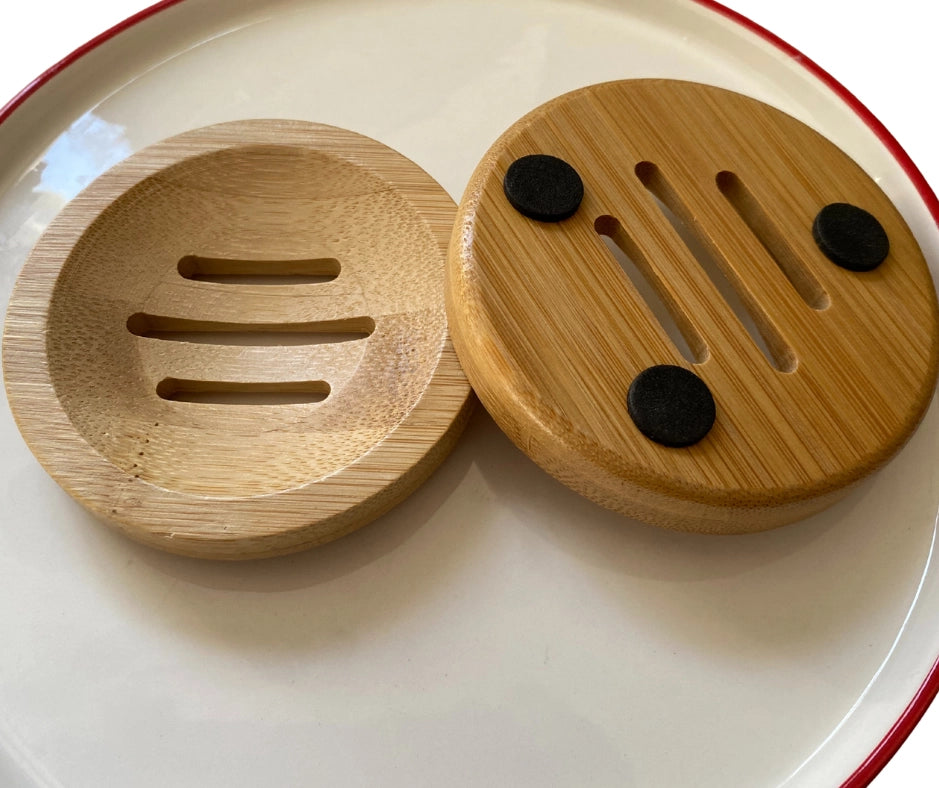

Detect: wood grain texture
[3, 120, 474, 559]
[448, 79, 939, 533]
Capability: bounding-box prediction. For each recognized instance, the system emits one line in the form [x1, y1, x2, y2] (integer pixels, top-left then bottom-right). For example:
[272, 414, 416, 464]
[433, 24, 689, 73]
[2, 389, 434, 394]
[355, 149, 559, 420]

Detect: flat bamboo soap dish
[2, 120, 473, 559]
[448, 79, 939, 534]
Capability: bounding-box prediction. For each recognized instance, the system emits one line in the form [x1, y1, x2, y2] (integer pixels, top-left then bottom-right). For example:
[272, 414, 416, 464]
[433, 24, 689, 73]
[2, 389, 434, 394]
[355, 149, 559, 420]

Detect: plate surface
[1, 1, 938, 786]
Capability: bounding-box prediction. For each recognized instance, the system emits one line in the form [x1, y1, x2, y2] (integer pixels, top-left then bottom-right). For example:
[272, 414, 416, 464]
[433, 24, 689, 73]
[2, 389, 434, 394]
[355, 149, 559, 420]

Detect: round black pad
[812, 202, 889, 272]
[503, 154, 584, 222]
[627, 365, 716, 448]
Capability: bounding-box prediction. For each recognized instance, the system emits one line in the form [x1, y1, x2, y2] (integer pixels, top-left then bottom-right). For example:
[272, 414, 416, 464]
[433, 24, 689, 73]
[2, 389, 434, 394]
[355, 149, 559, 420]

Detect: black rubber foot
[812, 203, 889, 272]
[503, 154, 584, 222]
[627, 365, 716, 448]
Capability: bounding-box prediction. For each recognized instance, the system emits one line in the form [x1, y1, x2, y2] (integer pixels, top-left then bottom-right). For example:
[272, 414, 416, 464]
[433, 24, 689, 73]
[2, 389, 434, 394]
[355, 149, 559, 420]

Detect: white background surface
[0, 1, 936, 785]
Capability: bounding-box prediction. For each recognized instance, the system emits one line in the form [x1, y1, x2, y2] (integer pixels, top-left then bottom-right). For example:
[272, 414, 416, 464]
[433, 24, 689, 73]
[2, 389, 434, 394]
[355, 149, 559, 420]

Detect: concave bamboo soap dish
[3, 120, 473, 559]
[447, 79, 939, 534]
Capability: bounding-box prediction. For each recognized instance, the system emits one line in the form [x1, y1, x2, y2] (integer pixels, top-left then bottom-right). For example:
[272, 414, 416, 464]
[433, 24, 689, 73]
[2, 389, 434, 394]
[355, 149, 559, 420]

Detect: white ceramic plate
[1, 2, 937, 786]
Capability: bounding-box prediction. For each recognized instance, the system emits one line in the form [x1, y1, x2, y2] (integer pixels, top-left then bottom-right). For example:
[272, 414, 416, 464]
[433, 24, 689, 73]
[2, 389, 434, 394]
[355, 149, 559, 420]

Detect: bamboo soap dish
[3, 120, 473, 559]
[448, 79, 939, 534]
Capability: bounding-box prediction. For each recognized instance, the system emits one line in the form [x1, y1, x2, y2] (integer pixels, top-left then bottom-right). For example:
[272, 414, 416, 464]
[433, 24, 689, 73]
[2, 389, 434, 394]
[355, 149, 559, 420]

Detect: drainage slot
[127, 314, 374, 346]
[716, 171, 829, 310]
[156, 379, 330, 405]
[635, 162, 796, 372]
[594, 215, 704, 363]
[178, 256, 340, 285]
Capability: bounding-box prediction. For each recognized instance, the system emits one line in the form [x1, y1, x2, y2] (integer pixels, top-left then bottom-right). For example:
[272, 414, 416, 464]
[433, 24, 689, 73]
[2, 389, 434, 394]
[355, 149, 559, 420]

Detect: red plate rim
[1, 1, 936, 785]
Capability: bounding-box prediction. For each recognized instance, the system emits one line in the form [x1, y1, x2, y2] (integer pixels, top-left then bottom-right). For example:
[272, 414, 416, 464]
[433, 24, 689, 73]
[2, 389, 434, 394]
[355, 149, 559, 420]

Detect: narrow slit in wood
[715, 171, 830, 310]
[635, 161, 797, 373]
[594, 215, 705, 364]
[156, 378, 330, 405]
[177, 256, 340, 285]
[127, 314, 374, 346]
